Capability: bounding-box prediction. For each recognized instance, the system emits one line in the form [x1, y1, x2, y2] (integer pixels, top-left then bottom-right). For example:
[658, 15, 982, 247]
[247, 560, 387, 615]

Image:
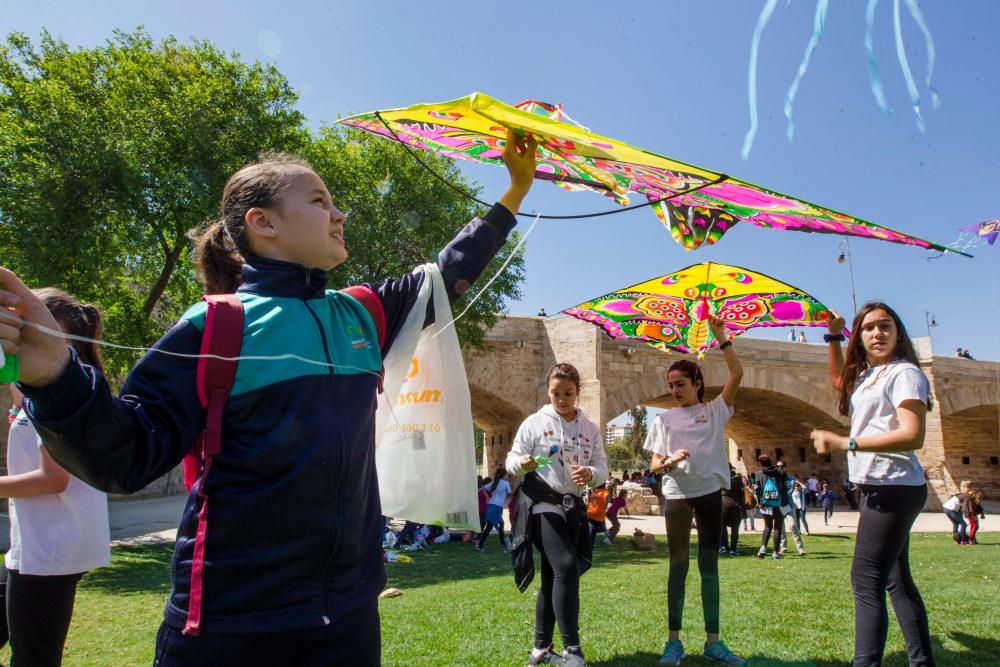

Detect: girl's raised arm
[708, 315, 743, 407]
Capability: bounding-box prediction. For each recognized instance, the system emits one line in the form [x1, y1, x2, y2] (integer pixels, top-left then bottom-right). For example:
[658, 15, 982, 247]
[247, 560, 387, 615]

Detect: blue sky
[5, 0, 999, 362]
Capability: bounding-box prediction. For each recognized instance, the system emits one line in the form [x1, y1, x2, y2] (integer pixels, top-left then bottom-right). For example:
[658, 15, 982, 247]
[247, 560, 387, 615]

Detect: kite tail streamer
[784, 0, 829, 142]
[865, 0, 892, 116]
[893, 0, 925, 132]
[742, 0, 779, 160]
[903, 0, 941, 109]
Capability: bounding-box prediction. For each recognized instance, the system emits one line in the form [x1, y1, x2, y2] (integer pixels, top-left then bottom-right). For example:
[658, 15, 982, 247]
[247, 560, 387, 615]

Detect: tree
[305, 126, 525, 347]
[624, 405, 649, 456]
[0, 29, 306, 376]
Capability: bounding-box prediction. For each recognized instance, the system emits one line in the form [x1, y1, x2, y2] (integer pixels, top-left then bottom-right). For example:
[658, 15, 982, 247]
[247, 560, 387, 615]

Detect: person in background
[820, 483, 836, 526]
[477, 468, 512, 553]
[963, 488, 985, 545]
[606, 489, 628, 543]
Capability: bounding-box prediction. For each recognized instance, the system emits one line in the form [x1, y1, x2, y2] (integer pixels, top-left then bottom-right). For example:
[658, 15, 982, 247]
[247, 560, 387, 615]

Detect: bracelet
[719, 340, 733, 350]
[823, 333, 846, 343]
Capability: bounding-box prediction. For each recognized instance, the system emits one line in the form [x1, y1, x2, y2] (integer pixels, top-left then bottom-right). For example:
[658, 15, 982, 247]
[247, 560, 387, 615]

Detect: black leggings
[664, 490, 722, 634]
[477, 517, 506, 549]
[530, 512, 580, 649]
[0, 566, 83, 667]
[852, 484, 933, 667]
[760, 510, 784, 552]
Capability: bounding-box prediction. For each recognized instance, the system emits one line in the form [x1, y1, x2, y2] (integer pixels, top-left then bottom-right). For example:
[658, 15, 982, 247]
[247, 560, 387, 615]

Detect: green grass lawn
[2, 533, 996, 666]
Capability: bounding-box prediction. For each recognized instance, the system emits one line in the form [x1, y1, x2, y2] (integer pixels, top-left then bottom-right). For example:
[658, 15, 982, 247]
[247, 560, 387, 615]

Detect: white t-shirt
[6, 413, 111, 575]
[643, 394, 734, 499]
[848, 361, 929, 486]
[486, 479, 512, 508]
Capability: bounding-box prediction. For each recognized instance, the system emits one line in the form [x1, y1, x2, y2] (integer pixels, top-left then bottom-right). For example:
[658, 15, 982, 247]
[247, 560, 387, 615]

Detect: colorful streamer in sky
[563, 262, 838, 358]
[340, 93, 964, 255]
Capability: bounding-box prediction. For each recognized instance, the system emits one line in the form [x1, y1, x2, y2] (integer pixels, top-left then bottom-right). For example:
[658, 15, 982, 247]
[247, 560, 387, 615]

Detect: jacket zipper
[303, 298, 344, 626]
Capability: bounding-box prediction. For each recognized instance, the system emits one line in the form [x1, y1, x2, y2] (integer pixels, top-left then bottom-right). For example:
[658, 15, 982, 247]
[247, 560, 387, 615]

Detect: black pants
[720, 496, 741, 552]
[663, 491, 722, 634]
[0, 566, 83, 667]
[153, 596, 380, 666]
[852, 484, 933, 667]
[530, 512, 580, 650]
[760, 509, 784, 552]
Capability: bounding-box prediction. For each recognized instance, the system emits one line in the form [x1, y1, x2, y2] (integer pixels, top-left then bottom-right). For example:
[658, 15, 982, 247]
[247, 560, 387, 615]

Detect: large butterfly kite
[340, 92, 965, 256]
[564, 262, 838, 358]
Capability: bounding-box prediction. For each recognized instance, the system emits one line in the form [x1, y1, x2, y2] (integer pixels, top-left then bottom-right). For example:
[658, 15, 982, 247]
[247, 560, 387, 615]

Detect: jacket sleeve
[506, 418, 535, 476]
[586, 426, 608, 488]
[19, 320, 205, 494]
[367, 203, 517, 356]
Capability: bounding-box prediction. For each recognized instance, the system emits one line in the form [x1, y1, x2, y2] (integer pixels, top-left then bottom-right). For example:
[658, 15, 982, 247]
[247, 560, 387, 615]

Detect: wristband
[823, 333, 846, 343]
[719, 340, 733, 350]
[848, 437, 858, 456]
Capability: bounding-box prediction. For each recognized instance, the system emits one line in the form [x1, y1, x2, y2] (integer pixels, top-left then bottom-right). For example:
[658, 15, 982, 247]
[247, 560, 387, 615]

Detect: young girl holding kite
[644, 316, 747, 667]
[810, 303, 934, 667]
[0, 131, 537, 666]
[507, 363, 607, 667]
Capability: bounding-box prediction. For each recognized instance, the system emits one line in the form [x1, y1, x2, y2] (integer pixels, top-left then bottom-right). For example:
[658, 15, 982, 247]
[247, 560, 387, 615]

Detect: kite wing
[961, 219, 999, 245]
[340, 92, 963, 255]
[563, 262, 836, 358]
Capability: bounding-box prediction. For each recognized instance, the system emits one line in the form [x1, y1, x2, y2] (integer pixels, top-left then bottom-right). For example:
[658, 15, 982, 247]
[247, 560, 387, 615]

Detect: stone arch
[938, 384, 1000, 417]
[940, 403, 1000, 496]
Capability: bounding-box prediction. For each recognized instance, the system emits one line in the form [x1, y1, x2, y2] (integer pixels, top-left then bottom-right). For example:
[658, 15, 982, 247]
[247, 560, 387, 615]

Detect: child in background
[606, 489, 628, 543]
[964, 489, 985, 545]
[820, 483, 836, 525]
[587, 484, 609, 547]
[477, 468, 512, 553]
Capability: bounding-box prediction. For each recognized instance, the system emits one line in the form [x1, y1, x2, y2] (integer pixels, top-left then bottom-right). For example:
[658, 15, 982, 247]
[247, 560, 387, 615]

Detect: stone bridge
[466, 315, 1000, 509]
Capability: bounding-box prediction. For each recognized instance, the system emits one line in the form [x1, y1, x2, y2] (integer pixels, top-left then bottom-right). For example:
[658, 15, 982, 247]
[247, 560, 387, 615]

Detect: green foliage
[623, 405, 649, 455]
[0, 28, 306, 377]
[306, 126, 524, 348]
[605, 443, 636, 471]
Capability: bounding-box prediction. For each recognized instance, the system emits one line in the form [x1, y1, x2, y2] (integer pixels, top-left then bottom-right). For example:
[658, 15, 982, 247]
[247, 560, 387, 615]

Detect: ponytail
[33, 288, 105, 376]
[190, 153, 314, 294]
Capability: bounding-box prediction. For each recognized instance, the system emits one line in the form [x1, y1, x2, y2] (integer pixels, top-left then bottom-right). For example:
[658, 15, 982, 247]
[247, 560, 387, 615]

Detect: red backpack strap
[341, 285, 386, 393]
[183, 293, 244, 636]
[340, 285, 386, 351]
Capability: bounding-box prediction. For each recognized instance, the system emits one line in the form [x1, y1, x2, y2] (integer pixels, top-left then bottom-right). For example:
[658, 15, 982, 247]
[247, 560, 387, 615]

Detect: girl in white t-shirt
[476, 468, 512, 552]
[643, 315, 746, 667]
[0, 289, 110, 667]
[810, 301, 933, 666]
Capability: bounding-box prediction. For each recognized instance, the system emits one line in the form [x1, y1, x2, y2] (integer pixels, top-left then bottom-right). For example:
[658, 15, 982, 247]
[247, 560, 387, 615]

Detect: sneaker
[771, 552, 783, 560]
[562, 645, 585, 667]
[603, 536, 612, 545]
[475, 545, 486, 553]
[658, 639, 686, 666]
[728, 549, 739, 556]
[756, 548, 766, 559]
[703, 640, 746, 666]
[719, 546, 728, 555]
[528, 646, 564, 666]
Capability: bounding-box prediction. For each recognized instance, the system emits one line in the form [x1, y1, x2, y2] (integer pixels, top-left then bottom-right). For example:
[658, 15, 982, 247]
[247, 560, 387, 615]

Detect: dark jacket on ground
[20, 203, 516, 633]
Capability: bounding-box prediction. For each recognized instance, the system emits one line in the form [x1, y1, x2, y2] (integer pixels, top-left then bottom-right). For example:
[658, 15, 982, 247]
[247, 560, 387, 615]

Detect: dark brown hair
[836, 301, 927, 416]
[33, 288, 104, 376]
[757, 453, 772, 467]
[191, 153, 314, 294]
[546, 363, 581, 391]
[668, 359, 705, 402]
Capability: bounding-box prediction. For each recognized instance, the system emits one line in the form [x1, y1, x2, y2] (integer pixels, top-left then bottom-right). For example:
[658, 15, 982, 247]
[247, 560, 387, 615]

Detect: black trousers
[153, 596, 380, 666]
[663, 491, 722, 634]
[0, 566, 83, 667]
[760, 509, 784, 552]
[530, 511, 581, 650]
[852, 484, 934, 667]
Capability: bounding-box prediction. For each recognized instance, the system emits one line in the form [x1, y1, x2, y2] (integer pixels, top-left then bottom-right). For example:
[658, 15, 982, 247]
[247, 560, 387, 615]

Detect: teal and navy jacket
[22, 203, 517, 633]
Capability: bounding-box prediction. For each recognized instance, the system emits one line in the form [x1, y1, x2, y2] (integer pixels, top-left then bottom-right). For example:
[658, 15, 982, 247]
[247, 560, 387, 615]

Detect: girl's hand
[707, 315, 728, 342]
[669, 449, 690, 466]
[520, 454, 538, 473]
[810, 429, 848, 455]
[570, 465, 593, 486]
[498, 130, 538, 215]
[0, 268, 71, 387]
[826, 311, 846, 336]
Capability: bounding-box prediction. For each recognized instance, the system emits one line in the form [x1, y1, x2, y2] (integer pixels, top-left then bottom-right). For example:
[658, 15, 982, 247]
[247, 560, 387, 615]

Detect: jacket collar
[237, 255, 328, 299]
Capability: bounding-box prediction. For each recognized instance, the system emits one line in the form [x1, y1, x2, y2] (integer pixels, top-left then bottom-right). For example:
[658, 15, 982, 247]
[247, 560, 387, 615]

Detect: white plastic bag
[374, 263, 479, 530]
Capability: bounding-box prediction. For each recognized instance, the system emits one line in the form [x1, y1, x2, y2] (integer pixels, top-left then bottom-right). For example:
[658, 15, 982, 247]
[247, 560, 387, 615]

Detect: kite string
[372, 111, 729, 220]
[784, 0, 830, 142]
[742, 0, 779, 160]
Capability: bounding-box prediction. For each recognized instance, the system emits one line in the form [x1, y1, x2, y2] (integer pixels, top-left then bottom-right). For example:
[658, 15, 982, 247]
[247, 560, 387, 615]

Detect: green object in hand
[532, 455, 552, 469]
[0, 350, 18, 383]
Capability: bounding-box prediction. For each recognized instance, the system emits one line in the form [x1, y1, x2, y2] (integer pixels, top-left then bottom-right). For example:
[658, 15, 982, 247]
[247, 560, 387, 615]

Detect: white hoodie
[506, 405, 608, 496]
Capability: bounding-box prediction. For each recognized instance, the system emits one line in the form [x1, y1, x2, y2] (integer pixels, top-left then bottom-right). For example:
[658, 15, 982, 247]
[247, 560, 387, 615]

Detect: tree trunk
[142, 234, 185, 320]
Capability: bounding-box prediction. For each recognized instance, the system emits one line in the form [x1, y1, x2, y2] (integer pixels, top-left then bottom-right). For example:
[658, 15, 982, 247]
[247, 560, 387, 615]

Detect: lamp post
[837, 239, 858, 316]
[924, 311, 938, 339]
